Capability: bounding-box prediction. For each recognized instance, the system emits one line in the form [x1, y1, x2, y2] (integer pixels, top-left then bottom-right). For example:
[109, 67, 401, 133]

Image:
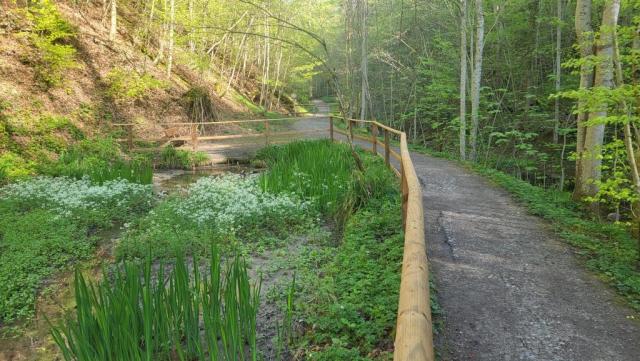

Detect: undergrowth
[156, 145, 209, 170]
[258, 140, 404, 360]
[0, 177, 153, 323]
[51, 249, 261, 361]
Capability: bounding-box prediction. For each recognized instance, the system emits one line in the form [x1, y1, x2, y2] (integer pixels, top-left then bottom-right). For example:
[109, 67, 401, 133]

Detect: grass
[51, 248, 261, 360]
[156, 145, 209, 170]
[257, 140, 397, 224]
[43, 138, 153, 184]
[258, 140, 405, 360]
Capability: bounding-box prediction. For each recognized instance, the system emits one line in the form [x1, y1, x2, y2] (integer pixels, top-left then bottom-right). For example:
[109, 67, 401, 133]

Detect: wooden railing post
[384, 129, 390, 167]
[191, 124, 198, 152]
[372, 123, 378, 155]
[127, 124, 134, 149]
[349, 119, 354, 140]
[329, 116, 334, 142]
[265, 120, 270, 146]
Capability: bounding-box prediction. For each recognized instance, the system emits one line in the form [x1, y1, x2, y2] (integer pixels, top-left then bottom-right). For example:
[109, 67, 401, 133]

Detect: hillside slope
[0, 0, 288, 182]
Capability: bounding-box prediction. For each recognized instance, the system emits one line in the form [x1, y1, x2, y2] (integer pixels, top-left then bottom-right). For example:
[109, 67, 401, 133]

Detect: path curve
[199, 100, 640, 360]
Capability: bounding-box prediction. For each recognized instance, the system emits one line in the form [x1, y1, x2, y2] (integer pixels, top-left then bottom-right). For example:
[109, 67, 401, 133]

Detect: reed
[51, 249, 261, 361]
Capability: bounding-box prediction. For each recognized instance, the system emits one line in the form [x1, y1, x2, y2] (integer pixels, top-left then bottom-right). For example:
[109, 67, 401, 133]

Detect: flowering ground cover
[116, 174, 311, 259]
[0, 177, 154, 323]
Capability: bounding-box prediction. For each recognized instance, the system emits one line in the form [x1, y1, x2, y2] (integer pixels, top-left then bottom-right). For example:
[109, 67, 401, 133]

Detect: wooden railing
[331, 116, 434, 361]
[114, 115, 434, 361]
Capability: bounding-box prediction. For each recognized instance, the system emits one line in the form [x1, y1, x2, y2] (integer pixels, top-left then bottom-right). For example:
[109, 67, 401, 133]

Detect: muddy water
[153, 165, 262, 193]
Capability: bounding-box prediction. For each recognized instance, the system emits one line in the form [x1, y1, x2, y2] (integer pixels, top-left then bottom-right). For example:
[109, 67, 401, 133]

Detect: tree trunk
[188, 0, 195, 52]
[553, 0, 563, 144]
[360, 0, 369, 120]
[459, 0, 468, 160]
[470, 0, 484, 161]
[572, 0, 595, 200]
[109, 0, 117, 41]
[166, 0, 175, 77]
[574, 0, 620, 203]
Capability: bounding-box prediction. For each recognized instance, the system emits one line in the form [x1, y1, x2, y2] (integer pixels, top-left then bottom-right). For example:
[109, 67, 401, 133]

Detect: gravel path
[201, 100, 640, 360]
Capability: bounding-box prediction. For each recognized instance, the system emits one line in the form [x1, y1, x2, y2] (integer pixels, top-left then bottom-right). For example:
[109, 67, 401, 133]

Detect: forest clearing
[1, 0, 640, 360]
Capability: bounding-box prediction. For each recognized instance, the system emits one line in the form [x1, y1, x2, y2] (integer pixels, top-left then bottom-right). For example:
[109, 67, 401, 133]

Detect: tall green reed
[51, 249, 261, 361]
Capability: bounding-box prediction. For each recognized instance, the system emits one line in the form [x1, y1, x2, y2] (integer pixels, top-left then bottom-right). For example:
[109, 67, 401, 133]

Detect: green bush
[25, 0, 78, 88]
[157, 145, 209, 169]
[106, 68, 165, 102]
[0, 152, 35, 184]
[258, 140, 397, 224]
[43, 138, 153, 184]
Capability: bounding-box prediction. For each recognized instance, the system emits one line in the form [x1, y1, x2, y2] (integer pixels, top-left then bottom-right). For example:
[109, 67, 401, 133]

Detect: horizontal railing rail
[112, 114, 434, 361]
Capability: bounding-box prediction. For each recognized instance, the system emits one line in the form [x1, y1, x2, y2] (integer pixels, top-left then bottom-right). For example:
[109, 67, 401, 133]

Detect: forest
[1, 0, 640, 360]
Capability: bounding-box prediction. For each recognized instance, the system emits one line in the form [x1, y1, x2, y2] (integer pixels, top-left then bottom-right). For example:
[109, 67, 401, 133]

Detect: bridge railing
[113, 115, 434, 361]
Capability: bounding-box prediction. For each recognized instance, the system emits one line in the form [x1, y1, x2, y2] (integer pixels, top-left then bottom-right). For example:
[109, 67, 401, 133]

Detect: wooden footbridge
[115, 114, 434, 361]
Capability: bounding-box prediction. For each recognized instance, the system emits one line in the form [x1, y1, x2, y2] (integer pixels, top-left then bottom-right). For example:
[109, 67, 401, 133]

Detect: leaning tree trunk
[572, 0, 595, 200]
[470, 0, 484, 161]
[459, 0, 468, 160]
[575, 0, 620, 205]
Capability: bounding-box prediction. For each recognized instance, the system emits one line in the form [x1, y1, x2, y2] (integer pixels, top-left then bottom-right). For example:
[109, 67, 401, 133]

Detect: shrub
[25, 0, 78, 88]
[43, 138, 154, 184]
[106, 68, 165, 103]
[0, 152, 35, 184]
[157, 144, 209, 169]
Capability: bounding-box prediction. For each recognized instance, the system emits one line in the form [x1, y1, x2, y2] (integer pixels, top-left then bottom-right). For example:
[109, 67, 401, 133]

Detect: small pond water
[153, 164, 262, 193]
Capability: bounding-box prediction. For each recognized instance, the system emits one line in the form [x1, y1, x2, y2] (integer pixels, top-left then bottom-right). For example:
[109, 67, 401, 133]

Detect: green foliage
[473, 165, 640, 311]
[0, 207, 92, 322]
[584, 138, 638, 211]
[0, 177, 153, 322]
[25, 0, 78, 88]
[0, 152, 35, 184]
[294, 198, 402, 360]
[51, 249, 261, 360]
[157, 145, 209, 169]
[117, 174, 309, 260]
[43, 138, 153, 184]
[257, 140, 397, 223]
[105, 68, 165, 102]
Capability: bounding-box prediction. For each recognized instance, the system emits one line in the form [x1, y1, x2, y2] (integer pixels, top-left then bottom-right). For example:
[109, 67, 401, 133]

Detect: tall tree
[574, 0, 621, 202]
[459, 0, 468, 160]
[470, 0, 484, 161]
[166, 0, 175, 76]
[573, 0, 594, 200]
[553, 0, 563, 144]
[109, 0, 117, 41]
[360, 0, 369, 120]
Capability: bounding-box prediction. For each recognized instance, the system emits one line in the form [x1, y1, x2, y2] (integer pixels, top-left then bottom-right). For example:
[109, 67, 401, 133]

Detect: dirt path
[200, 100, 640, 360]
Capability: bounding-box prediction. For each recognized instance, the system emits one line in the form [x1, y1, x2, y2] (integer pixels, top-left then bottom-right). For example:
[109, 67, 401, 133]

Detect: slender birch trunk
[360, 0, 369, 120]
[109, 0, 117, 41]
[553, 0, 563, 144]
[166, 0, 175, 76]
[459, 0, 468, 160]
[470, 0, 484, 161]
